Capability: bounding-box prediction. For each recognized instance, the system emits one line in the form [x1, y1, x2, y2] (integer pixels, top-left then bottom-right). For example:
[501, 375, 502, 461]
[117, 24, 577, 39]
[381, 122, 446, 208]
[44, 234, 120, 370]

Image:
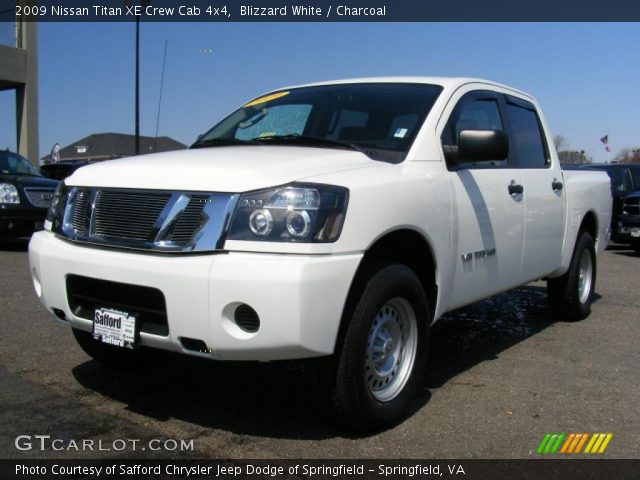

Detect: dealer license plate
[93, 308, 137, 349]
[631, 228, 640, 238]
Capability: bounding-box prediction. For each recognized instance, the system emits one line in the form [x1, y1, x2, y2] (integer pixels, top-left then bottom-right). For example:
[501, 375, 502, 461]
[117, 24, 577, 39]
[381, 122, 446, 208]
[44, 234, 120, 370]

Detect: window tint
[454, 100, 502, 136]
[235, 104, 312, 140]
[606, 168, 627, 192]
[388, 113, 419, 141]
[199, 83, 444, 163]
[505, 102, 548, 168]
[630, 167, 640, 191]
[442, 95, 505, 167]
[0, 151, 41, 176]
[327, 109, 369, 140]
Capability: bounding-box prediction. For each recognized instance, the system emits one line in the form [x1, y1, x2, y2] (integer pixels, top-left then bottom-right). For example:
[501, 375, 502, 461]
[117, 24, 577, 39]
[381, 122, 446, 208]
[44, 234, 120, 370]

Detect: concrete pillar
[15, 20, 38, 164]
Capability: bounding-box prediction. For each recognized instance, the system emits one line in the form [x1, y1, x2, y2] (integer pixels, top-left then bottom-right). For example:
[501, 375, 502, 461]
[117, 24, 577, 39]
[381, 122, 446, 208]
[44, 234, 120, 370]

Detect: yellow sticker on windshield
[244, 91, 289, 108]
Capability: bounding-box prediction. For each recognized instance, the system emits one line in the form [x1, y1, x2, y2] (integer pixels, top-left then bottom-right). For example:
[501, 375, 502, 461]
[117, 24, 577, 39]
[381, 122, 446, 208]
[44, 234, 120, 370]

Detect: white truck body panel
[29, 77, 612, 361]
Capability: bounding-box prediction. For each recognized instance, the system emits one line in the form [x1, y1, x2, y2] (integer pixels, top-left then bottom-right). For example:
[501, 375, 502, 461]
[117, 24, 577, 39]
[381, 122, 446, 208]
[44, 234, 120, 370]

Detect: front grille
[58, 187, 237, 252]
[168, 195, 207, 244]
[66, 274, 168, 336]
[625, 206, 640, 216]
[71, 190, 91, 234]
[24, 188, 55, 208]
[91, 190, 171, 241]
[623, 197, 640, 216]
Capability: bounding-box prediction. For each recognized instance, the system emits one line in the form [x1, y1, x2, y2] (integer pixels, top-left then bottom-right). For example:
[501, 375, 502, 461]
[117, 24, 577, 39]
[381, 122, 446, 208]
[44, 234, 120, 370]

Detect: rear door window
[504, 96, 549, 168]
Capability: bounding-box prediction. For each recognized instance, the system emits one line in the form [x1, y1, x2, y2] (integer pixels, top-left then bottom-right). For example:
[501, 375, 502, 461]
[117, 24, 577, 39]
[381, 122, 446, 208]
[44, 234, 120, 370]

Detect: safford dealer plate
[93, 308, 137, 349]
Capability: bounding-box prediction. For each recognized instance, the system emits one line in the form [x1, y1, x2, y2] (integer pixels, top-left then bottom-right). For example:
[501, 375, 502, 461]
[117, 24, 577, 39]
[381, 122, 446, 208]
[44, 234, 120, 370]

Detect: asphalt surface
[1, 242, 638, 459]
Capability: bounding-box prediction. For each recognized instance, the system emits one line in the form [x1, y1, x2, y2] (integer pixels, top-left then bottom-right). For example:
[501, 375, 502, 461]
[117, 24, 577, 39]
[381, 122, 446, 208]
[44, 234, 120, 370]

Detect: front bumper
[29, 231, 362, 361]
[617, 215, 640, 243]
[0, 206, 47, 240]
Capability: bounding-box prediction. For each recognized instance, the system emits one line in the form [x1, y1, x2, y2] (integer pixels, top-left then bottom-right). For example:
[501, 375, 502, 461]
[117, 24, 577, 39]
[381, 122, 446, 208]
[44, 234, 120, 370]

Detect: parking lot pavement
[1, 243, 638, 459]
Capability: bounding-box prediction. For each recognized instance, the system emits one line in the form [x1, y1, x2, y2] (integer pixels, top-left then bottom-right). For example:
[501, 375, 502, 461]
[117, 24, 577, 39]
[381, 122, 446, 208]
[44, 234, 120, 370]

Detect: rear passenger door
[503, 95, 565, 281]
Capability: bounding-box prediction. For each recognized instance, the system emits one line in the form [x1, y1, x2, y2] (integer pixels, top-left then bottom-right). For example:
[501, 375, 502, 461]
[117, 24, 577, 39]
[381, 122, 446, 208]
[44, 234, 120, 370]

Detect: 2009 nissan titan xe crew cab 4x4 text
[30, 78, 611, 430]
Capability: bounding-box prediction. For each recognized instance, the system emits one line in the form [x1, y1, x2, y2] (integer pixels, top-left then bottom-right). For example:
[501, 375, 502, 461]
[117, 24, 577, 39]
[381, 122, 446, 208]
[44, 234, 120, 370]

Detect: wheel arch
[580, 210, 598, 240]
[333, 228, 438, 354]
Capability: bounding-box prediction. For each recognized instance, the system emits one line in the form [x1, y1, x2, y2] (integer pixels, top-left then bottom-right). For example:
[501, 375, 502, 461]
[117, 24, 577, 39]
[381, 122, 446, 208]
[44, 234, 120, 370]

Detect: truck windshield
[192, 83, 443, 163]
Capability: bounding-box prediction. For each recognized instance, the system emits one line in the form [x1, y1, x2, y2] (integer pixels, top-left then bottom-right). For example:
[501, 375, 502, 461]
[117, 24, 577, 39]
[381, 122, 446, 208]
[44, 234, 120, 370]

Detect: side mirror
[455, 129, 508, 164]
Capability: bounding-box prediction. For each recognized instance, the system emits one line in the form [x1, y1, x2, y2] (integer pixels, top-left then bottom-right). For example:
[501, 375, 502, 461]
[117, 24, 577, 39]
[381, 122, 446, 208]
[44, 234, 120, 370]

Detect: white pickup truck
[29, 77, 611, 430]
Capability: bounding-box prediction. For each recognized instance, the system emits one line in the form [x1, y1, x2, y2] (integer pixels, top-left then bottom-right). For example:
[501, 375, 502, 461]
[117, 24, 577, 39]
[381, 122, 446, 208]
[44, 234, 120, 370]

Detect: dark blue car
[619, 191, 640, 254]
[0, 150, 59, 241]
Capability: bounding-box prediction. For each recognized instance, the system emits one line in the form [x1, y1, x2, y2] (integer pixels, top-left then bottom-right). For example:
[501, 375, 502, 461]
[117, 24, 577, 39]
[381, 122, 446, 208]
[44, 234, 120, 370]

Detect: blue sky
[1, 22, 639, 162]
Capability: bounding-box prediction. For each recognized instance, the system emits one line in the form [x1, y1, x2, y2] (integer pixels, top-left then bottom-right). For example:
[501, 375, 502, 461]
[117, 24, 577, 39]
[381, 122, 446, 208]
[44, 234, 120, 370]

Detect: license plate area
[93, 307, 138, 349]
[67, 275, 168, 337]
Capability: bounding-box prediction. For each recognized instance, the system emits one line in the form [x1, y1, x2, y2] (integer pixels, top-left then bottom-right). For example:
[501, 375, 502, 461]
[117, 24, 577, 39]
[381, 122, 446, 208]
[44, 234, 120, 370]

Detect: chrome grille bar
[91, 191, 171, 241]
[58, 187, 238, 252]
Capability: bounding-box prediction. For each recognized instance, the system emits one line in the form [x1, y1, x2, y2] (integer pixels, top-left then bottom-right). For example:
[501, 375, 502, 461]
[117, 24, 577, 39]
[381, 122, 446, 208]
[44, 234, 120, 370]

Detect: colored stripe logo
[537, 433, 613, 454]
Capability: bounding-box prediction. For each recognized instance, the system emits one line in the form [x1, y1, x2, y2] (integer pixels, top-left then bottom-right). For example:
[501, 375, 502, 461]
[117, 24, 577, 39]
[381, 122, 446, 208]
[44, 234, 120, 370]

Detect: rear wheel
[547, 232, 596, 321]
[72, 328, 148, 369]
[311, 264, 430, 431]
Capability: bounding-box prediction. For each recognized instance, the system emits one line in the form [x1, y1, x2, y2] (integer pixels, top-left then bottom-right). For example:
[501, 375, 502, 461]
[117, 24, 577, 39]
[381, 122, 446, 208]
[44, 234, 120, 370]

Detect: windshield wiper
[251, 134, 372, 157]
[190, 137, 260, 149]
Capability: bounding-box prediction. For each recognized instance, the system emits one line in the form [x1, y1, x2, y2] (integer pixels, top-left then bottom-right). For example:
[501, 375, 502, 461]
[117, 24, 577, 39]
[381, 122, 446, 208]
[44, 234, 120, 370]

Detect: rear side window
[630, 167, 640, 191]
[505, 97, 549, 168]
[606, 168, 628, 193]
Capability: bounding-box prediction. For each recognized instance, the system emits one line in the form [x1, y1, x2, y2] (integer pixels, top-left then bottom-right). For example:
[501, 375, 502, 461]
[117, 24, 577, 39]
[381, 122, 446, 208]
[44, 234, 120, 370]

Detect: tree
[553, 135, 567, 151]
[613, 148, 640, 164]
[558, 150, 592, 165]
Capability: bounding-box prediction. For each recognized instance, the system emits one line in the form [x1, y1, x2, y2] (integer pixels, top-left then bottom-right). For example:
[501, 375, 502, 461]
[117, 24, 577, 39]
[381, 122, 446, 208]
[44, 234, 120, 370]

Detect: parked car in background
[563, 163, 640, 242]
[619, 191, 640, 254]
[1, 150, 60, 241]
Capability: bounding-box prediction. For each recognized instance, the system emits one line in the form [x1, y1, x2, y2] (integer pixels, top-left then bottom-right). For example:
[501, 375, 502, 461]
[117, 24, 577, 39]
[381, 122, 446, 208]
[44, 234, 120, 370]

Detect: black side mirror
[455, 129, 509, 164]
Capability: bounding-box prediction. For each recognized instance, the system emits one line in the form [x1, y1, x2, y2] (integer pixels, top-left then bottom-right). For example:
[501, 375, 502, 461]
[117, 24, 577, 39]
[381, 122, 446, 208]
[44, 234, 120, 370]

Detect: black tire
[311, 263, 430, 432]
[72, 328, 148, 369]
[631, 239, 640, 255]
[547, 232, 596, 321]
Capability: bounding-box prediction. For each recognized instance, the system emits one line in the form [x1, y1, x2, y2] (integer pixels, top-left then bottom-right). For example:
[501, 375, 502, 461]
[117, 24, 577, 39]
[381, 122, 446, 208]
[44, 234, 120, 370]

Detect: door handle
[552, 178, 563, 192]
[508, 181, 524, 196]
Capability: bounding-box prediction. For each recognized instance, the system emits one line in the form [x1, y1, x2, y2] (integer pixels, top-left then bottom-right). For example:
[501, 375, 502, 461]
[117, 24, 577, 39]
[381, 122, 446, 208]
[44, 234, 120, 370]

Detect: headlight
[227, 183, 349, 243]
[0, 183, 20, 204]
[45, 182, 68, 231]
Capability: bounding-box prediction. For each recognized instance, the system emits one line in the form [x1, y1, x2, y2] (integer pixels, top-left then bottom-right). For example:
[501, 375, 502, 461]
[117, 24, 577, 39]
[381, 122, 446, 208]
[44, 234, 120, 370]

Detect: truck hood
[66, 146, 380, 192]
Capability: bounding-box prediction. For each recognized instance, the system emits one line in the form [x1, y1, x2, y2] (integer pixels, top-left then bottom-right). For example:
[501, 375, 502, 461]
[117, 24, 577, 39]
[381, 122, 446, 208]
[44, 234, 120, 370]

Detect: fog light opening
[234, 304, 260, 333]
[180, 337, 211, 353]
[51, 308, 67, 321]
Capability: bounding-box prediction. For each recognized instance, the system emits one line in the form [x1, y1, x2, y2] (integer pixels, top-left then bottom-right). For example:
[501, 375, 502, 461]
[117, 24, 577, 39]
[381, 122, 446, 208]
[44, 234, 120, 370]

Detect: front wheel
[312, 264, 430, 431]
[547, 232, 596, 321]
